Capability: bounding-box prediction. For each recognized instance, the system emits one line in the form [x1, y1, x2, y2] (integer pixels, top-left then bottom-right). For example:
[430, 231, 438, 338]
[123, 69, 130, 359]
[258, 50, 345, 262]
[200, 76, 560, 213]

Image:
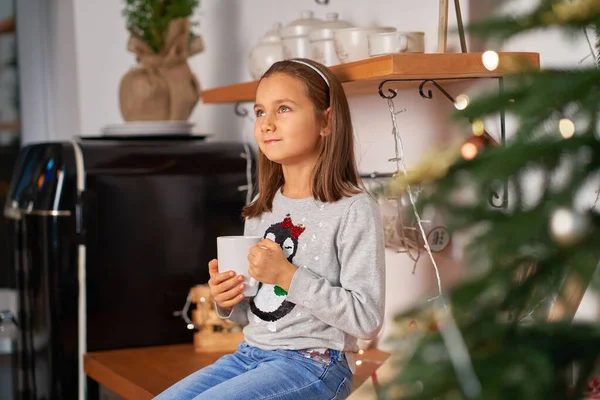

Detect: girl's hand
[207, 259, 246, 310]
[248, 239, 297, 291]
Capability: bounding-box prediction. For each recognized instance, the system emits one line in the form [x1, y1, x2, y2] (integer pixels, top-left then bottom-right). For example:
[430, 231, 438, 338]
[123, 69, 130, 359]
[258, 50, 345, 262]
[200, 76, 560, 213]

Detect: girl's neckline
[276, 188, 318, 203]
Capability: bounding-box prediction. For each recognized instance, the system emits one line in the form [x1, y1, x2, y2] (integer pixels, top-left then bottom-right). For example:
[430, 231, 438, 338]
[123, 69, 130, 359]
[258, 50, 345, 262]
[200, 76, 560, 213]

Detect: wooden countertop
[84, 344, 390, 399]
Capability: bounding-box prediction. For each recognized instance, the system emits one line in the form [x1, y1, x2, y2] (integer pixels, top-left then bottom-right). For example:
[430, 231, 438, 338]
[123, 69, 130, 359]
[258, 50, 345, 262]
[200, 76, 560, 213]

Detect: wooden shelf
[201, 52, 539, 104]
[0, 16, 15, 35]
[0, 120, 19, 131]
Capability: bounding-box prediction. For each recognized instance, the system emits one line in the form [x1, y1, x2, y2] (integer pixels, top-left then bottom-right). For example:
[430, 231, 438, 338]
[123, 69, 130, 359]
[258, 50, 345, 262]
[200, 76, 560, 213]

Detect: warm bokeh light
[482, 50, 500, 71]
[472, 120, 485, 136]
[454, 94, 470, 110]
[461, 142, 479, 160]
[559, 118, 575, 138]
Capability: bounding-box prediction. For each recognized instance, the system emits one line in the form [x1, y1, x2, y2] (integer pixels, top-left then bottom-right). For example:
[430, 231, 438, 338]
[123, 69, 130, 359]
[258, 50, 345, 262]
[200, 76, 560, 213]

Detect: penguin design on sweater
[250, 214, 306, 332]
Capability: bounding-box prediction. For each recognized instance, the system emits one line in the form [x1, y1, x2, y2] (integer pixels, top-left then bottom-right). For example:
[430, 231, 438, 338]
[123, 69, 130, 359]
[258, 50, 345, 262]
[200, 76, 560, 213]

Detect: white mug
[368, 31, 425, 57]
[217, 236, 262, 297]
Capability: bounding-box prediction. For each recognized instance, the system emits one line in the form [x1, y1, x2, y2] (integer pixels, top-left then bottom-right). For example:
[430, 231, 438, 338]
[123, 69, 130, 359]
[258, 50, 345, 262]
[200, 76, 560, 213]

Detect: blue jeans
[154, 342, 354, 400]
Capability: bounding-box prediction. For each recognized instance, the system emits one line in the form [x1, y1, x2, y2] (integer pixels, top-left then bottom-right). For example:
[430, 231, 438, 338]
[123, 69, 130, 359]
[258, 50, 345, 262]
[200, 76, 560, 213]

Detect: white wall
[17, 0, 600, 348]
[48, 0, 81, 140]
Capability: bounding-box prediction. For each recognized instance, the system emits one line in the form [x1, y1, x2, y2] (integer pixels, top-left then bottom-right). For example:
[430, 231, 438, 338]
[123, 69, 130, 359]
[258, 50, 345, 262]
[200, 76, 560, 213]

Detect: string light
[482, 50, 500, 71]
[461, 142, 479, 160]
[454, 94, 470, 110]
[549, 207, 590, 246]
[386, 98, 444, 300]
[559, 118, 575, 138]
[355, 360, 363, 366]
[386, 101, 422, 267]
[472, 120, 485, 136]
[551, 209, 574, 236]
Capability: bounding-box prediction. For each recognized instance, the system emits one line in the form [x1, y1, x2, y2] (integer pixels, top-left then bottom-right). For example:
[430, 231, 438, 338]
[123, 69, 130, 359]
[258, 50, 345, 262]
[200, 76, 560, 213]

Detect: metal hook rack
[419, 79, 456, 103]
[315, 0, 329, 4]
[378, 78, 461, 102]
[234, 102, 249, 118]
[378, 76, 508, 209]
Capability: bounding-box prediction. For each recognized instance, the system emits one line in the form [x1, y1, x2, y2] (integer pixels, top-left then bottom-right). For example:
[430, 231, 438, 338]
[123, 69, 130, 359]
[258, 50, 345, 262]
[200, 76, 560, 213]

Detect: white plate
[101, 121, 195, 135]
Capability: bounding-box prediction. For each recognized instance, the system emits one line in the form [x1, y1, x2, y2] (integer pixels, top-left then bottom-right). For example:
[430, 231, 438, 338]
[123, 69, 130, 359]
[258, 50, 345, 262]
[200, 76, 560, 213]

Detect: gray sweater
[217, 190, 385, 353]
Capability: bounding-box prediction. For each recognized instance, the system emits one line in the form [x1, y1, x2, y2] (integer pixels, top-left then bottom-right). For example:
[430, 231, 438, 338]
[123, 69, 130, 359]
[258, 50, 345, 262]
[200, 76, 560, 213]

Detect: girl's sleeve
[216, 300, 249, 326]
[286, 196, 386, 339]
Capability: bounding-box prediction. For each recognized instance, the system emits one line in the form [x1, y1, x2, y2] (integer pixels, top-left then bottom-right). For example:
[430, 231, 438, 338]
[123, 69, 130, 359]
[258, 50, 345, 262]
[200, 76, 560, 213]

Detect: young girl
[156, 58, 385, 400]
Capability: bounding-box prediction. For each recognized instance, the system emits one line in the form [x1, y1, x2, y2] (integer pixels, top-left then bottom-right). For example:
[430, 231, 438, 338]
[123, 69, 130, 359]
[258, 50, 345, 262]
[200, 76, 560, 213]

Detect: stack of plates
[101, 121, 195, 136]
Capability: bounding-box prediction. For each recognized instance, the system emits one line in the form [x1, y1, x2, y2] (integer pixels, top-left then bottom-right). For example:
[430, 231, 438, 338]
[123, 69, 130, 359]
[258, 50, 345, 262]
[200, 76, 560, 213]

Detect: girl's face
[253, 73, 329, 167]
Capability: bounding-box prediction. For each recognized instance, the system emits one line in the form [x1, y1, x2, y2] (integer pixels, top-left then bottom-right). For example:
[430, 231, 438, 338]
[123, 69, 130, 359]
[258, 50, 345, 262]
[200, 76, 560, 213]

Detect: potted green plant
[119, 0, 204, 122]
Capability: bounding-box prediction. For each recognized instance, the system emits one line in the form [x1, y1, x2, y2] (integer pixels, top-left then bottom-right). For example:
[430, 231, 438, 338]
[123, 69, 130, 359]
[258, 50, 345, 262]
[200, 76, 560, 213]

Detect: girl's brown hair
[242, 58, 361, 219]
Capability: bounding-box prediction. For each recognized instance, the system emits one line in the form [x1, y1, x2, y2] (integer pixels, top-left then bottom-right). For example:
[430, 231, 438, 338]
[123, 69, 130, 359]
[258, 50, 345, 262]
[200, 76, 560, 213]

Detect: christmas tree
[385, 1, 600, 399]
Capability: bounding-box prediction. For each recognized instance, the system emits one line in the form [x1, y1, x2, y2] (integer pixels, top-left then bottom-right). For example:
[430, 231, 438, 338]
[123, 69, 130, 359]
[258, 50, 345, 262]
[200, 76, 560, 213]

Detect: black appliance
[4, 137, 254, 399]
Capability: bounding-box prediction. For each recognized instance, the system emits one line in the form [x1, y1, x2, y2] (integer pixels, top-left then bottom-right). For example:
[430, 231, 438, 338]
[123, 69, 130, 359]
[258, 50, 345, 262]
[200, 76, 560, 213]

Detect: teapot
[248, 23, 285, 80]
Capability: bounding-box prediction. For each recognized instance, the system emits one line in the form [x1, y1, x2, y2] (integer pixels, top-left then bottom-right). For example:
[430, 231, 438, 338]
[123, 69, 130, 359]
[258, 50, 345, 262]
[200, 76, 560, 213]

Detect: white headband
[289, 59, 330, 88]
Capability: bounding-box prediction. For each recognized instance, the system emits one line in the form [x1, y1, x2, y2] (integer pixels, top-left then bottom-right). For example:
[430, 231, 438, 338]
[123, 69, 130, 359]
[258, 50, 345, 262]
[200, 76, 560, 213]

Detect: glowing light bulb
[559, 118, 575, 138]
[355, 360, 363, 366]
[454, 94, 470, 110]
[472, 120, 485, 136]
[200, 297, 206, 303]
[358, 349, 365, 355]
[461, 142, 479, 160]
[482, 51, 499, 71]
[187, 323, 195, 330]
[549, 208, 590, 246]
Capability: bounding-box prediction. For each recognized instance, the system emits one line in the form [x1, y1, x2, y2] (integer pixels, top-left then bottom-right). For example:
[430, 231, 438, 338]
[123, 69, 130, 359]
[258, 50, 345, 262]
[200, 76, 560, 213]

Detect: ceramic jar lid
[280, 10, 324, 39]
[258, 22, 283, 44]
[308, 12, 353, 41]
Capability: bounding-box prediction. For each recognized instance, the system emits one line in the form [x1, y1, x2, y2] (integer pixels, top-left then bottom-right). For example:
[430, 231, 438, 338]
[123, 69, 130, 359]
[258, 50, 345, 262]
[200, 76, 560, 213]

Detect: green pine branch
[467, 0, 600, 44]
[122, 0, 199, 53]
[385, 322, 600, 400]
[455, 69, 600, 142]
[386, 1, 600, 398]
